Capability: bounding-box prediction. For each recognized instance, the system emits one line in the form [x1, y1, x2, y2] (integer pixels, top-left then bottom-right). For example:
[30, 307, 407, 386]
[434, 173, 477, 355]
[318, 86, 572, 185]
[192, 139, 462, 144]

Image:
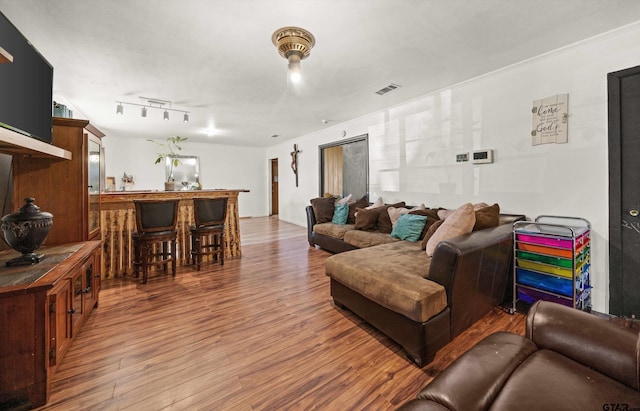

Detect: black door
[608, 65, 640, 317]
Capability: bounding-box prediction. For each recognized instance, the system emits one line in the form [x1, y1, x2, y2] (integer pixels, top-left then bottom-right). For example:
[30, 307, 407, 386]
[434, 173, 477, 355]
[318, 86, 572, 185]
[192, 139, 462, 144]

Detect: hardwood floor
[38, 216, 525, 410]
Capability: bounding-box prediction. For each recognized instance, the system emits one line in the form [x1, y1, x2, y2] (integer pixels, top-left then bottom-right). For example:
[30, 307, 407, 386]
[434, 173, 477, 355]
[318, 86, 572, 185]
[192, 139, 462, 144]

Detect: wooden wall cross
[291, 144, 301, 187]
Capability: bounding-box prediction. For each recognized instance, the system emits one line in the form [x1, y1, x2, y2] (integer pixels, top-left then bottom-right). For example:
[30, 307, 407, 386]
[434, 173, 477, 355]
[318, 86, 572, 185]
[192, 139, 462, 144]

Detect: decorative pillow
[336, 194, 353, 205]
[420, 219, 444, 250]
[331, 202, 349, 224]
[437, 208, 453, 220]
[391, 214, 428, 242]
[438, 203, 487, 220]
[409, 208, 441, 240]
[348, 196, 370, 224]
[376, 202, 406, 233]
[474, 203, 500, 231]
[310, 197, 336, 224]
[365, 197, 384, 209]
[426, 203, 476, 256]
[387, 207, 412, 228]
[354, 207, 380, 231]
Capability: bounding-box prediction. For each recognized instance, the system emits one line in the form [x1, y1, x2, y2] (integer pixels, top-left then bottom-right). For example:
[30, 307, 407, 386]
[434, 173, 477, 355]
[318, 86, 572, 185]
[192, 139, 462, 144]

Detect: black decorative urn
[1, 197, 53, 266]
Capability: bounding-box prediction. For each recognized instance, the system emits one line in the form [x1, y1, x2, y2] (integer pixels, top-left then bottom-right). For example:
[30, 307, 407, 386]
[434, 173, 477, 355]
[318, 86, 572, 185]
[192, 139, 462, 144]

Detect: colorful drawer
[516, 268, 573, 296]
[515, 250, 572, 268]
[517, 286, 572, 307]
[517, 242, 574, 258]
[516, 259, 573, 278]
[516, 233, 574, 249]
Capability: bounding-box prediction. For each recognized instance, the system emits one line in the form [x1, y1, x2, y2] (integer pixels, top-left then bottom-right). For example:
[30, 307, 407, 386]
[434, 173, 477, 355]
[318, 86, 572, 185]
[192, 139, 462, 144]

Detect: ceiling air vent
[375, 83, 401, 96]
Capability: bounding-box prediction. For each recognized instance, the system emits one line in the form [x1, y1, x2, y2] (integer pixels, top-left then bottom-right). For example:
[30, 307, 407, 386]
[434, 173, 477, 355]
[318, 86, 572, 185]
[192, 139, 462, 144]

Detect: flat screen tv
[0, 11, 53, 144]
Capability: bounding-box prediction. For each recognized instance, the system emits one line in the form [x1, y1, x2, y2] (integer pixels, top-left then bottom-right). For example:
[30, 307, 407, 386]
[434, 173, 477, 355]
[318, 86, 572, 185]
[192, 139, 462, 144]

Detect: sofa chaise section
[326, 223, 516, 366]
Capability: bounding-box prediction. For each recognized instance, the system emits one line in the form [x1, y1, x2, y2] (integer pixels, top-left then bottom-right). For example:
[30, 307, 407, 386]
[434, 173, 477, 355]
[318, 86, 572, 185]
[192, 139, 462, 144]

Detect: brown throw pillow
[376, 201, 406, 233]
[474, 203, 500, 231]
[347, 196, 369, 224]
[409, 209, 441, 240]
[310, 197, 335, 224]
[354, 207, 380, 231]
[420, 219, 444, 250]
[426, 203, 476, 256]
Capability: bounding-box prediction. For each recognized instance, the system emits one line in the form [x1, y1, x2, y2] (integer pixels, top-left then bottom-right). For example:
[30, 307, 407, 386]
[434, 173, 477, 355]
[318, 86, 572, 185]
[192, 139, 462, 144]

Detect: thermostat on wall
[472, 149, 494, 164]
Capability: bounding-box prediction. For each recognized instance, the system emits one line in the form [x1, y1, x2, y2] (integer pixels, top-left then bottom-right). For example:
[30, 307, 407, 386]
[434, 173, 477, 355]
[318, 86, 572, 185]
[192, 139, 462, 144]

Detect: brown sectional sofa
[398, 300, 640, 410]
[306, 203, 526, 366]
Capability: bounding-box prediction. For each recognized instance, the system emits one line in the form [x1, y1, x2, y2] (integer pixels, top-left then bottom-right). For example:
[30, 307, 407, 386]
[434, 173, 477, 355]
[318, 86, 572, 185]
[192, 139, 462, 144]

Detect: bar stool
[190, 197, 228, 271]
[132, 198, 179, 284]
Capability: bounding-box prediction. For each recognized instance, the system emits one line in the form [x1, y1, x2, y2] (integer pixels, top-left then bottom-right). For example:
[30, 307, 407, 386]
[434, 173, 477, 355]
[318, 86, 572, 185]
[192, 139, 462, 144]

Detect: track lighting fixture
[114, 97, 190, 122]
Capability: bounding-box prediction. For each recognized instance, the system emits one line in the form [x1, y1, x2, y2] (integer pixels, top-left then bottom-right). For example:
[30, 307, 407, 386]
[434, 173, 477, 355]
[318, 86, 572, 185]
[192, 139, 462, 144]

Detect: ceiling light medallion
[272, 26, 315, 83]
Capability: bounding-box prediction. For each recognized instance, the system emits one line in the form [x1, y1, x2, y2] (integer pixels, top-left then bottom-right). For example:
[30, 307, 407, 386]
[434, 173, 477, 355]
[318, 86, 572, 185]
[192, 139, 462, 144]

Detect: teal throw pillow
[391, 214, 428, 242]
[332, 202, 349, 224]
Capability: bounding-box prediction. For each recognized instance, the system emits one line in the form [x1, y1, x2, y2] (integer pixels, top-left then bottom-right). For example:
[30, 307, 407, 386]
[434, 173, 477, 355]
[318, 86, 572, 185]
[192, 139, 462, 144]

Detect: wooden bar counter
[100, 189, 248, 279]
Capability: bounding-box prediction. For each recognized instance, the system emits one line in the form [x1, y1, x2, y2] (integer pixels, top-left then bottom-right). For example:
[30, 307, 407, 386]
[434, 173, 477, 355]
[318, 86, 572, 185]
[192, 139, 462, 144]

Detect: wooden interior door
[608, 65, 640, 317]
[270, 158, 278, 216]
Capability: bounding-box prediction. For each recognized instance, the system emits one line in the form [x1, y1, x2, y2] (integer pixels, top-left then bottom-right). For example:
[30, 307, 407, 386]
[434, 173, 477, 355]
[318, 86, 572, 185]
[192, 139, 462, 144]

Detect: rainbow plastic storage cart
[511, 215, 591, 314]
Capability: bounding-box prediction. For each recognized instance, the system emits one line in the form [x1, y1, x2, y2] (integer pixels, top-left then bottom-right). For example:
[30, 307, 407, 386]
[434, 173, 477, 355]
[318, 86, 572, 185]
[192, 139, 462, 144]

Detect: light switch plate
[456, 152, 469, 162]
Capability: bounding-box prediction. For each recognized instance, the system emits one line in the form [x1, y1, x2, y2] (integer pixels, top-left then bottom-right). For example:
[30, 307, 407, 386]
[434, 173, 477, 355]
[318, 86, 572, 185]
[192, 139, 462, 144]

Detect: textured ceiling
[1, 0, 640, 147]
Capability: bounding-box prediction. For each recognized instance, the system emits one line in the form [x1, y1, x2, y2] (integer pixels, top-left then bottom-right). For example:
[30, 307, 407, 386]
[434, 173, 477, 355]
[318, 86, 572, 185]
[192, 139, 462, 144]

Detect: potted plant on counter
[148, 136, 188, 191]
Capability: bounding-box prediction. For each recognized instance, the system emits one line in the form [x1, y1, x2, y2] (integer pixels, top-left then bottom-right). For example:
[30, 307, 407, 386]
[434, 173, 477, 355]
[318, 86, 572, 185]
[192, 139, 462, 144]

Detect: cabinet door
[82, 252, 99, 313]
[70, 269, 85, 337]
[49, 281, 72, 367]
[88, 134, 101, 240]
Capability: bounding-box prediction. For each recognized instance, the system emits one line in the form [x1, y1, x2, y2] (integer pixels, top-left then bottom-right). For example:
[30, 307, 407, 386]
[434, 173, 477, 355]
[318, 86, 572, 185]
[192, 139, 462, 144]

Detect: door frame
[318, 134, 369, 198]
[607, 65, 640, 315]
[270, 158, 278, 216]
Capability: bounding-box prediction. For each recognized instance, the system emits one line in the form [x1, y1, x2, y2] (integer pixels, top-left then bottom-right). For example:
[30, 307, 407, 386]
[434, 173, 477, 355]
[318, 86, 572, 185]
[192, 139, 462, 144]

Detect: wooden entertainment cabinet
[0, 117, 105, 408]
[0, 241, 101, 409]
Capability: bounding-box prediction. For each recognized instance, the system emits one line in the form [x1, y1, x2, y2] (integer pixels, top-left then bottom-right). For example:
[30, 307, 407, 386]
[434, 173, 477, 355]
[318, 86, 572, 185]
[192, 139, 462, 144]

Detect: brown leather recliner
[398, 300, 640, 411]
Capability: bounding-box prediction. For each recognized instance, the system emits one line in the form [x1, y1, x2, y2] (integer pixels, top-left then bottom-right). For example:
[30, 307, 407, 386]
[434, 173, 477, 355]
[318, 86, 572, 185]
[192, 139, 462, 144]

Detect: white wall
[103, 136, 267, 218]
[267, 21, 640, 313]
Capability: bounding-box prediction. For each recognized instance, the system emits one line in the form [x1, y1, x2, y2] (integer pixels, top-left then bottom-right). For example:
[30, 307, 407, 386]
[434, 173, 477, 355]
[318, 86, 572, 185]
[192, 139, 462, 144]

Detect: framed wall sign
[531, 93, 569, 145]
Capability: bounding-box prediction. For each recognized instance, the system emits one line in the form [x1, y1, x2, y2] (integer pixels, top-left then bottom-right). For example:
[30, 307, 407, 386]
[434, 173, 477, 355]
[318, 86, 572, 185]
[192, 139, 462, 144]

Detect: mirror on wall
[166, 155, 200, 190]
[319, 134, 368, 199]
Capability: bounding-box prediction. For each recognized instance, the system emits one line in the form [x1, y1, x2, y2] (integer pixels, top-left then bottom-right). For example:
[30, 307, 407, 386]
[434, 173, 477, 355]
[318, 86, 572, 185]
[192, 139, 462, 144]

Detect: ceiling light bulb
[116, 103, 123, 115]
[163, 110, 169, 121]
[183, 113, 189, 123]
[141, 106, 147, 117]
[288, 53, 302, 83]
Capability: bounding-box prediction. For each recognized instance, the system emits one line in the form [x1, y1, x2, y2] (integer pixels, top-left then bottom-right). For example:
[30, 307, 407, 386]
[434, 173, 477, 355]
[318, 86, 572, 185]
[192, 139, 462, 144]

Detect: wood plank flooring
[38, 216, 525, 410]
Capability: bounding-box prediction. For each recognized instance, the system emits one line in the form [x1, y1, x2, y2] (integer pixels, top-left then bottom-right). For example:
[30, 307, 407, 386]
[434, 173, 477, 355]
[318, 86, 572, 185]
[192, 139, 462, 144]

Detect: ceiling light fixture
[114, 97, 190, 122]
[272, 26, 315, 84]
